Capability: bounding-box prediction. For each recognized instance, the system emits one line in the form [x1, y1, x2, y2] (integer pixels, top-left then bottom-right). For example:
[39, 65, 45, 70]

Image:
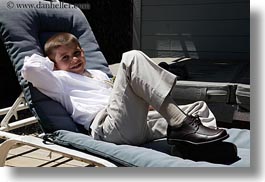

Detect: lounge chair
[0, 0, 250, 167]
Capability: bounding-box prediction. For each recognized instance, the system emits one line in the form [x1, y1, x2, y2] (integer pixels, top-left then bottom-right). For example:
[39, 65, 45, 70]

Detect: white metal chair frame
[0, 93, 37, 131]
[0, 93, 117, 167]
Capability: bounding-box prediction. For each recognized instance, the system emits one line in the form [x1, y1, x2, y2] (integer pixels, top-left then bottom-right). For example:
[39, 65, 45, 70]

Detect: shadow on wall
[155, 33, 199, 58]
[0, 40, 21, 108]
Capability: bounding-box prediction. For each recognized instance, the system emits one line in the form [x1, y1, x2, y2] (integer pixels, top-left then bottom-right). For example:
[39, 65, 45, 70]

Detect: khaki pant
[91, 50, 216, 145]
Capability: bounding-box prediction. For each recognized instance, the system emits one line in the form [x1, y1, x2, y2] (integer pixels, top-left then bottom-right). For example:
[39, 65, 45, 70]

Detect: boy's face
[52, 43, 86, 75]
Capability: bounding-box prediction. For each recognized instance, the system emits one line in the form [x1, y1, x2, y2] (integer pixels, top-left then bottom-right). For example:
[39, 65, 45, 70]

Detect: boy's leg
[178, 101, 217, 128]
[144, 101, 217, 141]
[98, 50, 177, 145]
[93, 50, 228, 145]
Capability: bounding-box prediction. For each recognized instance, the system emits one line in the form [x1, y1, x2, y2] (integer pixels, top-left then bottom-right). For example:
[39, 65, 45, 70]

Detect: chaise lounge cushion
[51, 128, 250, 167]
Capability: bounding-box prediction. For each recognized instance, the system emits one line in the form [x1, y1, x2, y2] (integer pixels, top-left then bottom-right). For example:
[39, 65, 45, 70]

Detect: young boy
[22, 32, 229, 145]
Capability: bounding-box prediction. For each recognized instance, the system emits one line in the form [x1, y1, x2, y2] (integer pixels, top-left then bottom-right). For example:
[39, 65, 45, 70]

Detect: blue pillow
[0, 0, 112, 133]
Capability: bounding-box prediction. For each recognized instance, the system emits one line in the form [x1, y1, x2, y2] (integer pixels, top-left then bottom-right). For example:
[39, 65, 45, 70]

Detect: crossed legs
[94, 50, 228, 145]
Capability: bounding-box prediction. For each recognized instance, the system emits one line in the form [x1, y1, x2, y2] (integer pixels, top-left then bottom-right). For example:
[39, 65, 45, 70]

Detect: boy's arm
[21, 54, 63, 93]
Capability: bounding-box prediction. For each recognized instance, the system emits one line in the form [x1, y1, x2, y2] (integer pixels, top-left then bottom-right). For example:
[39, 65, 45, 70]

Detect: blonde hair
[44, 32, 81, 61]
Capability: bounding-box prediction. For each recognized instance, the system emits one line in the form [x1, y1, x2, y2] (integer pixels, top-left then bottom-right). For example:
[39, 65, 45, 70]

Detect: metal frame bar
[0, 92, 38, 131]
[0, 131, 116, 167]
[0, 93, 117, 167]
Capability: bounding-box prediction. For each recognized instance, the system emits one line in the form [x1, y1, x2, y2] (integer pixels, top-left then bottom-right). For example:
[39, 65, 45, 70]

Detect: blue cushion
[0, 0, 112, 133]
[51, 128, 250, 167]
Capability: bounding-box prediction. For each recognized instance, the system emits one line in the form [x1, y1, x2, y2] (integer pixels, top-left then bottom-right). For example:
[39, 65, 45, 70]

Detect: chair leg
[0, 139, 19, 166]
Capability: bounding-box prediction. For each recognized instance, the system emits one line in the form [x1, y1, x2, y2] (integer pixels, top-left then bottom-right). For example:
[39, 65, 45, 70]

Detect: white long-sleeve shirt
[21, 54, 112, 130]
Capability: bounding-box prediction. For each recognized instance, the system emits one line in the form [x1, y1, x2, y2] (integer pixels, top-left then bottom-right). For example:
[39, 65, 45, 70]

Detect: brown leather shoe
[167, 115, 229, 145]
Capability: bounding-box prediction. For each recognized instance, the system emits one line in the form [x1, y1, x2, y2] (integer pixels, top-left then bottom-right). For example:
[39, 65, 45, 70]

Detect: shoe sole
[167, 133, 230, 145]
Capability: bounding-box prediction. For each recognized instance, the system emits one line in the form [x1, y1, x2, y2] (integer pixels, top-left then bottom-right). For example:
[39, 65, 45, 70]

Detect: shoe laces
[190, 115, 202, 128]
